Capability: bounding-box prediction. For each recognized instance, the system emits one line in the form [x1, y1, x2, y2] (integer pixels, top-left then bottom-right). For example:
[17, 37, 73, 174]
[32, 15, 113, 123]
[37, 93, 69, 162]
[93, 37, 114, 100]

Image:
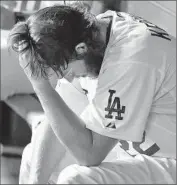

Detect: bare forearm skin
[32, 81, 94, 166]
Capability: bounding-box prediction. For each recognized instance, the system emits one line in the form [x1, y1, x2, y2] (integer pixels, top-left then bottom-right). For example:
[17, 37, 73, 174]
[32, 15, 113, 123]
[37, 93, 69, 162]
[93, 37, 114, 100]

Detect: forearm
[32, 82, 93, 165]
[28, 120, 66, 184]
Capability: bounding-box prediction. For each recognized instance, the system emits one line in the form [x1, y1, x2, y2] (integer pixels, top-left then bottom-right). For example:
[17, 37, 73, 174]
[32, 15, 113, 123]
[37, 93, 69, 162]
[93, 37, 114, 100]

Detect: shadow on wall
[0, 6, 15, 30]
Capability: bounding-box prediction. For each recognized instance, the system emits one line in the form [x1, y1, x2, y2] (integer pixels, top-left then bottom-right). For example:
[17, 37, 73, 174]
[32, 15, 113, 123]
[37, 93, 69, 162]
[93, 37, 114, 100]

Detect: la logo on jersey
[105, 90, 126, 128]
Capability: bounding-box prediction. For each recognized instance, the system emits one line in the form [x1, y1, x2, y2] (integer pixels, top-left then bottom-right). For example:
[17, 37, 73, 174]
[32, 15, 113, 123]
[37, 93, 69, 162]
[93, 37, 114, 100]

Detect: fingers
[18, 43, 60, 83]
[18, 42, 30, 69]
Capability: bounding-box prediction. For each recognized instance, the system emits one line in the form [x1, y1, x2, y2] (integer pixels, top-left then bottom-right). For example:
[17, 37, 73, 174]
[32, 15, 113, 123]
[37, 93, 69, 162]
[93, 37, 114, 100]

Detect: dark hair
[8, 4, 98, 78]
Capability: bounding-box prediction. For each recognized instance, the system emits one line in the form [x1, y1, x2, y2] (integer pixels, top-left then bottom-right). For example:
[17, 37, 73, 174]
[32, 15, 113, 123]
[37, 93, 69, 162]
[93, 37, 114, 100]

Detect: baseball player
[8, 4, 176, 184]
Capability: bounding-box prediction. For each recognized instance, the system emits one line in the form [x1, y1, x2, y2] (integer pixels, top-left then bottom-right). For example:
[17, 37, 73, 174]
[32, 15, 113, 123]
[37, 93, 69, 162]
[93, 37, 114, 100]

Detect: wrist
[31, 79, 52, 91]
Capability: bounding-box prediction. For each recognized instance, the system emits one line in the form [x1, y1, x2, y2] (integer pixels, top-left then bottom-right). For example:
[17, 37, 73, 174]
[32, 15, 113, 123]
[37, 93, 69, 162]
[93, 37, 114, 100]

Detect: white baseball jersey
[80, 11, 176, 159]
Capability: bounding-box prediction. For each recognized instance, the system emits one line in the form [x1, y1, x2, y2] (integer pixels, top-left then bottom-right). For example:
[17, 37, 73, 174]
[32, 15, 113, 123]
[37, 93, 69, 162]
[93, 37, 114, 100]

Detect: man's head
[8, 4, 105, 81]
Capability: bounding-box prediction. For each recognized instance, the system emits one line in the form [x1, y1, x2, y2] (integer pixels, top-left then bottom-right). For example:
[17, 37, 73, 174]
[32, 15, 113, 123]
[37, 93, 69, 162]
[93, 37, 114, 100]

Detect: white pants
[20, 142, 176, 184]
[57, 155, 176, 184]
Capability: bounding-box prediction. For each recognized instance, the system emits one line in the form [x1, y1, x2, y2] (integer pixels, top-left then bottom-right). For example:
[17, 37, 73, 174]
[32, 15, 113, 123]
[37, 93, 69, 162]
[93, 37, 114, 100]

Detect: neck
[96, 17, 111, 53]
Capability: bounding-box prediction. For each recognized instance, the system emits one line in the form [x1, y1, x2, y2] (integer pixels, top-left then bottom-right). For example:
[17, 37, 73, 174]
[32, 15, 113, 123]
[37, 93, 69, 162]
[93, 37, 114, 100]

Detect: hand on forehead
[18, 42, 73, 83]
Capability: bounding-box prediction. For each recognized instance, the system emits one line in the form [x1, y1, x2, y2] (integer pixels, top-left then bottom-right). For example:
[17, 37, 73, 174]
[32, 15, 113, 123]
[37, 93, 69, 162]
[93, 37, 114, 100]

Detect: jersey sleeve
[80, 62, 157, 142]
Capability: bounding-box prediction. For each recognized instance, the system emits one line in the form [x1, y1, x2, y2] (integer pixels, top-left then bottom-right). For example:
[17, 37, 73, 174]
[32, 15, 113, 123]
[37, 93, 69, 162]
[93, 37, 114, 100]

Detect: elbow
[77, 155, 104, 167]
[77, 160, 102, 167]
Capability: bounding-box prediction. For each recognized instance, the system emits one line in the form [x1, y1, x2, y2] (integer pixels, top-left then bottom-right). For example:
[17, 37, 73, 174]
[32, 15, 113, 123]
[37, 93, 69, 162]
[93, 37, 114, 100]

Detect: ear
[75, 42, 88, 55]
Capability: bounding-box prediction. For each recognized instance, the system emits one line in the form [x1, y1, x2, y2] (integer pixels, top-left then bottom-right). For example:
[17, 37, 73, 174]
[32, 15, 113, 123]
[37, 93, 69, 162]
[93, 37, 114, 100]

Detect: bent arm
[32, 81, 118, 166]
[27, 79, 88, 184]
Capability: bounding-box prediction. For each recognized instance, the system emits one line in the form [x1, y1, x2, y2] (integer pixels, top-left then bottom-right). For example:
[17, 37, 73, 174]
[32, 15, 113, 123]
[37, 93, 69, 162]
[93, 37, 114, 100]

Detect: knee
[21, 144, 32, 166]
[19, 144, 32, 184]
